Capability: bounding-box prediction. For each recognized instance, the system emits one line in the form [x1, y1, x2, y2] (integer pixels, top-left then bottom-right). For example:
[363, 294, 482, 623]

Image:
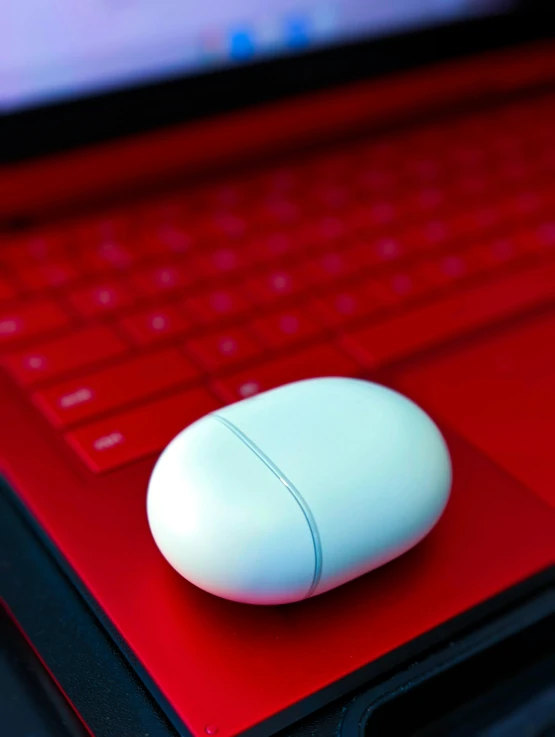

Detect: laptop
[1, 2, 555, 736]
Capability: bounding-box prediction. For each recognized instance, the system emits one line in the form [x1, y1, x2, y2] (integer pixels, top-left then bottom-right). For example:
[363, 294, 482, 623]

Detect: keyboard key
[250, 307, 324, 349]
[310, 183, 351, 210]
[205, 211, 248, 241]
[358, 166, 397, 195]
[363, 237, 406, 266]
[309, 283, 383, 328]
[254, 197, 301, 228]
[131, 261, 197, 298]
[67, 280, 136, 317]
[304, 248, 362, 286]
[417, 254, 473, 288]
[140, 222, 198, 257]
[0, 300, 70, 348]
[1, 232, 66, 269]
[244, 232, 299, 264]
[212, 343, 359, 403]
[402, 220, 452, 253]
[120, 306, 190, 345]
[66, 387, 218, 472]
[73, 213, 131, 249]
[350, 202, 397, 234]
[342, 258, 555, 369]
[516, 222, 555, 255]
[33, 349, 199, 428]
[186, 328, 263, 372]
[295, 215, 351, 252]
[3, 326, 127, 387]
[458, 243, 515, 275]
[19, 261, 79, 291]
[183, 286, 252, 325]
[505, 190, 547, 219]
[200, 182, 246, 209]
[199, 246, 254, 277]
[0, 274, 16, 302]
[482, 238, 522, 266]
[256, 166, 303, 196]
[371, 269, 434, 305]
[309, 150, 355, 181]
[246, 266, 312, 306]
[449, 206, 502, 240]
[83, 240, 137, 272]
[453, 173, 491, 199]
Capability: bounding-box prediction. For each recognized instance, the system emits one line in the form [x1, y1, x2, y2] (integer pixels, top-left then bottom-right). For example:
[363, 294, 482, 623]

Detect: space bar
[343, 258, 555, 368]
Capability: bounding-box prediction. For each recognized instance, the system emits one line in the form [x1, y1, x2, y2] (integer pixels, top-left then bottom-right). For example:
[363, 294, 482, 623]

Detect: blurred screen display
[0, 0, 514, 112]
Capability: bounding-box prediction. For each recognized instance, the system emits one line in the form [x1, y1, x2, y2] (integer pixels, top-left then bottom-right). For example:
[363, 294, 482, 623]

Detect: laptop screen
[1, 1, 514, 114]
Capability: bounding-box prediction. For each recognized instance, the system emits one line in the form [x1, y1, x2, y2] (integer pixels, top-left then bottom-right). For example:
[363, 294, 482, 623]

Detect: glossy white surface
[147, 378, 452, 604]
[147, 414, 315, 604]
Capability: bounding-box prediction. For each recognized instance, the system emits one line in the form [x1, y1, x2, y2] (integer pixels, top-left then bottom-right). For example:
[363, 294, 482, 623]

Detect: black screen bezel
[2, 3, 554, 164]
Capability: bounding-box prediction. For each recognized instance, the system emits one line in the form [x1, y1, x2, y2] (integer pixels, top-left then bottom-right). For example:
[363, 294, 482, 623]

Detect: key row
[2, 184, 554, 321]
[3, 305, 326, 389]
[2, 144, 554, 285]
[3, 221, 553, 390]
[66, 254, 555, 472]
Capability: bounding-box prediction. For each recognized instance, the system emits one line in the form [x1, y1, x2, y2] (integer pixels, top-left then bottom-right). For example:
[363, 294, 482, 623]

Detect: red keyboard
[2, 93, 555, 473]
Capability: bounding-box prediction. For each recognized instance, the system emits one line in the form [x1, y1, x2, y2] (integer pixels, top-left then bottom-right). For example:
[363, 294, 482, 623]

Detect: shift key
[66, 387, 219, 472]
[33, 349, 200, 428]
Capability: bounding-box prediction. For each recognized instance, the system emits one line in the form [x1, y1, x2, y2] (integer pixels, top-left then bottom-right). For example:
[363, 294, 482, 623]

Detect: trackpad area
[392, 309, 555, 510]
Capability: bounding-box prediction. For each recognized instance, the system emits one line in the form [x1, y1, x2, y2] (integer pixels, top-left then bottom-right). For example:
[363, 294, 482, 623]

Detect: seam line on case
[213, 414, 322, 598]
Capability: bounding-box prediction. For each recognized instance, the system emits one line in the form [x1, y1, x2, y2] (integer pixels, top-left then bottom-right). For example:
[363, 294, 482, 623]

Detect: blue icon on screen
[230, 29, 256, 61]
[285, 16, 311, 49]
